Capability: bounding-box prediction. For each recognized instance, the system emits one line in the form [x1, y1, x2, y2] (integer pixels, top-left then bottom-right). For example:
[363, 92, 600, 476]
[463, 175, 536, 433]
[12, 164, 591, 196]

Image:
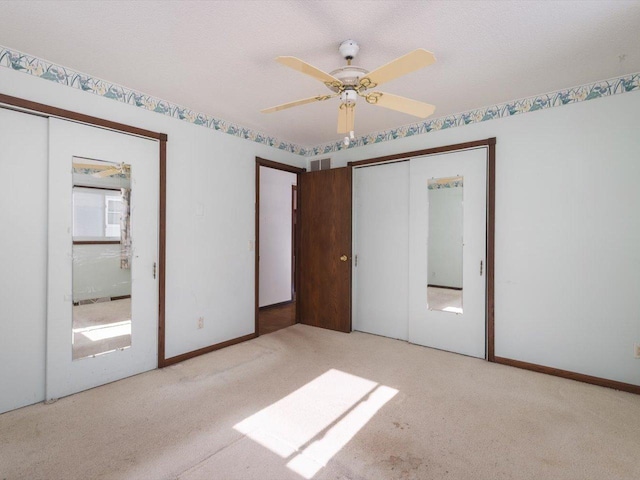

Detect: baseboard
[427, 284, 462, 291]
[160, 333, 257, 367]
[259, 299, 294, 310]
[493, 356, 640, 395]
[73, 294, 131, 306]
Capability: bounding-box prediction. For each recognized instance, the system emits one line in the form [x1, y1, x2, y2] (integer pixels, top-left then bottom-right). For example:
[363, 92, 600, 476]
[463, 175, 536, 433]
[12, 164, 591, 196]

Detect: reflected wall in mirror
[427, 176, 463, 314]
[72, 157, 132, 360]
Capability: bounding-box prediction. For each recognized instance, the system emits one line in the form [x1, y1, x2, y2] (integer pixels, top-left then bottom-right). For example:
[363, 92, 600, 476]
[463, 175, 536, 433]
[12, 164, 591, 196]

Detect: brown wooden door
[298, 167, 352, 333]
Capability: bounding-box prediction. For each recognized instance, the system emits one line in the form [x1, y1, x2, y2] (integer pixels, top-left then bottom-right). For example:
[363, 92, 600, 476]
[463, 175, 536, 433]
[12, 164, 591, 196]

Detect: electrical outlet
[198, 316, 204, 329]
[635, 343, 640, 359]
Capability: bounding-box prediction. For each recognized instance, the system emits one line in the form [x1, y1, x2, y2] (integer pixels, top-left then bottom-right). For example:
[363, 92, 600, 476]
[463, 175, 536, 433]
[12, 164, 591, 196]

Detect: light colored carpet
[73, 298, 131, 329]
[73, 298, 131, 359]
[427, 286, 462, 313]
[1, 324, 639, 480]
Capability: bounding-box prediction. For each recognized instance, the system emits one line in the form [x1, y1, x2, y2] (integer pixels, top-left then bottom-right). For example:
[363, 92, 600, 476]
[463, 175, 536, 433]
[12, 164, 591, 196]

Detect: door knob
[340, 255, 348, 262]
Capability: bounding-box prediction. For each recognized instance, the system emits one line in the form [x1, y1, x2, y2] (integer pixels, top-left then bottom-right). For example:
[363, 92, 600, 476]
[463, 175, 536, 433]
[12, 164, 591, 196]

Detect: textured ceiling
[1, 0, 639, 147]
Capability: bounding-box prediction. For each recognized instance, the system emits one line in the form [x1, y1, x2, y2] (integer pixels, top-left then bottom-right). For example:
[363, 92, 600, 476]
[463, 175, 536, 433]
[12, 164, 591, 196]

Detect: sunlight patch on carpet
[74, 320, 131, 342]
[234, 369, 398, 479]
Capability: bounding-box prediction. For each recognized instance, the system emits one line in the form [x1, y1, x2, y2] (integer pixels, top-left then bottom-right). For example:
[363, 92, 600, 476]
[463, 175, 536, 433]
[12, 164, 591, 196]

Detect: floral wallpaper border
[428, 176, 463, 189]
[309, 72, 640, 156]
[72, 166, 129, 180]
[0, 45, 308, 155]
[1, 45, 638, 157]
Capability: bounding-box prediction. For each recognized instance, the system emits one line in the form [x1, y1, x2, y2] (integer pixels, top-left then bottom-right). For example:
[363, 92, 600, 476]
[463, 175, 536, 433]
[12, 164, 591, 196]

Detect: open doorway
[255, 158, 304, 335]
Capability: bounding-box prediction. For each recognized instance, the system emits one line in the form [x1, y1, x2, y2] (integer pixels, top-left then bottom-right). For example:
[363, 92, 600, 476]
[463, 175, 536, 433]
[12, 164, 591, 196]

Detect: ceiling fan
[262, 40, 437, 145]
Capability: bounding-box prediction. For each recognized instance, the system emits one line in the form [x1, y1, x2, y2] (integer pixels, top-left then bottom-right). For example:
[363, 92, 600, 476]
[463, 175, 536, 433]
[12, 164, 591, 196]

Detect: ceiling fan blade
[92, 167, 120, 178]
[276, 56, 342, 86]
[73, 162, 110, 170]
[91, 163, 129, 178]
[365, 92, 436, 118]
[337, 103, 355, 134]
[360, 49, 436, 88]
[261, 94, 337, 113]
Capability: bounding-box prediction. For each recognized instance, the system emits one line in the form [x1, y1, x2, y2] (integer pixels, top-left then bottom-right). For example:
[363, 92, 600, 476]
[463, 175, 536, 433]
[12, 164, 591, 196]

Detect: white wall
[0, 66, 304, 360]
[259, 166, 296, 307]
[318, 91, 640, 387]
[428, 186, 463, 288]
[2, 62, 639, 390]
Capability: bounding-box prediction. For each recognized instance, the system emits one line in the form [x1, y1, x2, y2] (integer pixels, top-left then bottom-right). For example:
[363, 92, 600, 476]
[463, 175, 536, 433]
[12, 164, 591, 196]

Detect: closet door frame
[0, 93, 170, 367]
[348, 137, 496, 360]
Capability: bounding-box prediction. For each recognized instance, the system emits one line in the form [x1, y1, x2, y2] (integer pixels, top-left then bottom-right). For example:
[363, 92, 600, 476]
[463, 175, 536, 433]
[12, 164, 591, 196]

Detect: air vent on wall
[310, 158, 331, 171]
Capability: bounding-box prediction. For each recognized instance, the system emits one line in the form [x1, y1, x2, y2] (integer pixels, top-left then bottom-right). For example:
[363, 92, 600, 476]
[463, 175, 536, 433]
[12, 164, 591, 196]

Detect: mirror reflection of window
[427, 176, 463, 314]
[72, 188, 123, 240]
[71, 158, 132, 360]
[105, 195, 123, 237]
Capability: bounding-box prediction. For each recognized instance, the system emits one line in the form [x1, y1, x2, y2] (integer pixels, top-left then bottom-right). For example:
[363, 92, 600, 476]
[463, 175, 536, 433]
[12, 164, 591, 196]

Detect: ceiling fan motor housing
[339, 39, 359, 60]
[328, 66, 369, 92]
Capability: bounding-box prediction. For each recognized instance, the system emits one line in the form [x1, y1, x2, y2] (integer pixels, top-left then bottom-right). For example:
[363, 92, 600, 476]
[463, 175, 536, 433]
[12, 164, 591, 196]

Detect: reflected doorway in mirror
[427, 176, 463, 314]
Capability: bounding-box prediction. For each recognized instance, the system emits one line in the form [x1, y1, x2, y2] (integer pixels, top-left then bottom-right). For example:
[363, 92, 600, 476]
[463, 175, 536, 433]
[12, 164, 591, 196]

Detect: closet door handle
[340, 255, 348, 262]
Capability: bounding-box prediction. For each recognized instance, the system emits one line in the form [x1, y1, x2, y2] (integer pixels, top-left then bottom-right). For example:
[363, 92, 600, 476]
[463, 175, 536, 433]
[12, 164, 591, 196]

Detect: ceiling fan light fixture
[343, 129, 355, 147]
[340, 89, 358, 104]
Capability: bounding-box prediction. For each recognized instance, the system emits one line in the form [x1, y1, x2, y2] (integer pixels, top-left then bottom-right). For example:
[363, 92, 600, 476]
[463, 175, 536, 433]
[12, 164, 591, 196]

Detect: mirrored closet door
[47, 118, 159, 400]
